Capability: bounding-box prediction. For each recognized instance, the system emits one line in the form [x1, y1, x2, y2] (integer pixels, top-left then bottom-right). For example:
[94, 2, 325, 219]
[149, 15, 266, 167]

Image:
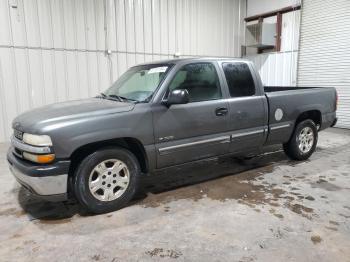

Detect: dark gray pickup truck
[7, 58, 337, 213]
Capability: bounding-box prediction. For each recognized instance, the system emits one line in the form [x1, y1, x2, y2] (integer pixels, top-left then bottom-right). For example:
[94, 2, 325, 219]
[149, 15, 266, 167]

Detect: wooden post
[276, 12, 282, 52]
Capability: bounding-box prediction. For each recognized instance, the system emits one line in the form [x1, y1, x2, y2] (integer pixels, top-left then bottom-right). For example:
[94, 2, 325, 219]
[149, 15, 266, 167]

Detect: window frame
[162, 62, 224, 104]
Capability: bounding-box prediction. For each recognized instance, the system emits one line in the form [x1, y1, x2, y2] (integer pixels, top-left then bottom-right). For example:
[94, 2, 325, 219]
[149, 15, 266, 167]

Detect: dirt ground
[0, 128, 349, 262]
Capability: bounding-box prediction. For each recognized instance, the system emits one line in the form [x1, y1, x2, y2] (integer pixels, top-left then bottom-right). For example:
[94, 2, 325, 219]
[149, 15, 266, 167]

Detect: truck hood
[13, 98, 135, 133]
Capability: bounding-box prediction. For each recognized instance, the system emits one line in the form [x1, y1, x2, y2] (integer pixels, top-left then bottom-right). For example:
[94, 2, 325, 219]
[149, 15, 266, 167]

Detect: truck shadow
[17, 147, 290, 222]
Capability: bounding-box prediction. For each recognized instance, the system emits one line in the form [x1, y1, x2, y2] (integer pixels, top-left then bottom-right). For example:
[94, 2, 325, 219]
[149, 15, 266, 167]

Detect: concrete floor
[0, 128, 350, 262]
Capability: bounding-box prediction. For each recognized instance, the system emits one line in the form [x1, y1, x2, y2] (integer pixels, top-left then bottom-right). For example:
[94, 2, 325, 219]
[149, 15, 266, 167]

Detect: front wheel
[283, 120, 318, 161]
[73, 147, 140, 214]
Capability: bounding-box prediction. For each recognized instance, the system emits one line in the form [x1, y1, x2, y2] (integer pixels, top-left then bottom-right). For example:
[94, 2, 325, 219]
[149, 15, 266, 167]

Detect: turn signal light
[23, 152, 55, 164]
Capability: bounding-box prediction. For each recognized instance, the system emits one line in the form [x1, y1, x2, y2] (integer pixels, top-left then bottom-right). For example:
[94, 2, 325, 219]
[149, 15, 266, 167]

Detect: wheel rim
[297, 127, 314, 154]
[88, 159, 130, 202]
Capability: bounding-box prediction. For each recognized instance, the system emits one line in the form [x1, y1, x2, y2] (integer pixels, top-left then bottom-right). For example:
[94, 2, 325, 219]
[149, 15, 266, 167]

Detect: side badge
[159, 136, 175, 142]
[275, 108, 283, 121]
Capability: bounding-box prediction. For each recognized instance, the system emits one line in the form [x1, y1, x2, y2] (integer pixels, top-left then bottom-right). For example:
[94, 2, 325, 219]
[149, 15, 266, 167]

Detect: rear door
[152, 62, 231, 168]
[219, 61, 268, 153]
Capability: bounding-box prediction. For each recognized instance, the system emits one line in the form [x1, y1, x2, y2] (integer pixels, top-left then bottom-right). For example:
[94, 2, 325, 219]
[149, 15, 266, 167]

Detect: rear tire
[283, 119, 318, 161]
[73, 147, 140, 214]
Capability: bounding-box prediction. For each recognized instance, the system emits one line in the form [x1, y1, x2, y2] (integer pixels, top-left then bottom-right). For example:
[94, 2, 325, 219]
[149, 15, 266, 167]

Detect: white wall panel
[0, 0, 12, 46]
[247, 51, 298, 86]
[62, 0, 77, 50]
[95, 0, 106, 51]
[37, 0, 54, 48]
[281, 10, 300, 52]
[23, 0, 41, 48]
[125, 0, 136, 53]
[50, 0, 65, 49]
[74, 0, 87, 50]
[0, 0, 245, 142]
[297, 0, 350, 129]
[115, 0, 126, 52]
[0, 60, 6, 140]
[168, 0, 176, 55]
[0, 48, 19, 137]
[27, 49, 45, 107]
[143, 0, 152, 53]
[244, 1, 300, 88]
[8, 0, 27, 46]
[13, 49, 32, 111]
[134, 0, 144, 53]
[105, 0, 117, 51]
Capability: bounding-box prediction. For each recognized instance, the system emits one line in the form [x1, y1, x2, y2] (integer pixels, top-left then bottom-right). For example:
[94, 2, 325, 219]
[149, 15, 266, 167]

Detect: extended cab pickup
[7, 58, 337, 213]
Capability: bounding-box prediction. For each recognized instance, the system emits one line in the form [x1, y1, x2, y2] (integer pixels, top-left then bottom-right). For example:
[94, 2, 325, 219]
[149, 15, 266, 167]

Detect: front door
[152, 62, 230, 168]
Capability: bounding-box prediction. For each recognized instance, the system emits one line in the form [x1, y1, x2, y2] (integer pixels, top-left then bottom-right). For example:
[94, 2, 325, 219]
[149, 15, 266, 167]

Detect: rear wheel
[73, 147, 140, 214]
[283, 119, 318, 161]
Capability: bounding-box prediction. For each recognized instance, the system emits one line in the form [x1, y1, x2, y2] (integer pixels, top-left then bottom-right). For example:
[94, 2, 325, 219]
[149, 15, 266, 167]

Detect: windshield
[103, 64, 172, 102]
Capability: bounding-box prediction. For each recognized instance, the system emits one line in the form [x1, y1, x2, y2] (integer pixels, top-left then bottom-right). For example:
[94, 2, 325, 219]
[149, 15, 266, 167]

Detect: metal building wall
[245, 7, 300, 86]
[247, 50, 298, 86]
[297, 0, 350, 129]
[0, 0, 246, 142]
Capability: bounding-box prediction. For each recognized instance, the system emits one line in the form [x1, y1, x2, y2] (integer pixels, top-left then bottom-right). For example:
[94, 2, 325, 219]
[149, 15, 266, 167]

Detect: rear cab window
[222, 62, 256, 97]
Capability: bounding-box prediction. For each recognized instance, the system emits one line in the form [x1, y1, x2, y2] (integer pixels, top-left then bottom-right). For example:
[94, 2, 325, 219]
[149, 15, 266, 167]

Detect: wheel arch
[295, 110, 322, 128]
[68, 137, 149, 177]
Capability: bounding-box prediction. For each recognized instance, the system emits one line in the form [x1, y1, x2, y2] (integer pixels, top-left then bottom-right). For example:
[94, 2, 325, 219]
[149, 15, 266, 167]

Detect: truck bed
[263, 85, 337, 145]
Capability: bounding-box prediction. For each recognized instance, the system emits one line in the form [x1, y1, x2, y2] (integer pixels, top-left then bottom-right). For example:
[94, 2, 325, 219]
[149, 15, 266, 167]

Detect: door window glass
[168, 63, 222, 102]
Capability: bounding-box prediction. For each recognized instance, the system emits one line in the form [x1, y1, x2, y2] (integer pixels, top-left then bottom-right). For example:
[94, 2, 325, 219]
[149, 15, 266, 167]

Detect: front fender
[48, 107, 154, 159]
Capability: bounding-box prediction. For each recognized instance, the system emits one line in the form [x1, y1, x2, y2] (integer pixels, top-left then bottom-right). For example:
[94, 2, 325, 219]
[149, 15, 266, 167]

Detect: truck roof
[137, 57, 251, 66]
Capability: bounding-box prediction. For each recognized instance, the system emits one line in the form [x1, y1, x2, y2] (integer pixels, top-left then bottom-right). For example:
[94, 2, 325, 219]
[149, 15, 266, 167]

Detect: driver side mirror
[164, 89, 190, 107]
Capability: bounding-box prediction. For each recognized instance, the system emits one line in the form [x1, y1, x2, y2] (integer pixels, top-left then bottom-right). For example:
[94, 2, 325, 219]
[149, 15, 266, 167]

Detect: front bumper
[7, 148, 70, 201]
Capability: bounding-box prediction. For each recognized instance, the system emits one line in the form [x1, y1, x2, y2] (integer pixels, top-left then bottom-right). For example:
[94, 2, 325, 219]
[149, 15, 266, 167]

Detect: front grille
[13, 129, 23, 141]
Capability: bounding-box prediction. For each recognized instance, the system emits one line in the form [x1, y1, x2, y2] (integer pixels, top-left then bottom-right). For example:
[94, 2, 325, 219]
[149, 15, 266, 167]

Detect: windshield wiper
[117, 95, 139, 102]
[107, 94, 124, 102]
[97, 93, 123, 102]
[98, 93, 141, 103]
[96, 92, 107, 99]
[108, 95, 140, 103]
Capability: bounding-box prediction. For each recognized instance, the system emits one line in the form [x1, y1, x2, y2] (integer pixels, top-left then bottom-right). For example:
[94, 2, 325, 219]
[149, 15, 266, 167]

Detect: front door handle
[215, 107, 228, 116]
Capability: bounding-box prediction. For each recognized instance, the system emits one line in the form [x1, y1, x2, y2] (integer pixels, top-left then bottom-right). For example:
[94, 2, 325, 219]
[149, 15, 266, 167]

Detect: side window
[168, 63, 222, 102]
[222, 63, 256, 97]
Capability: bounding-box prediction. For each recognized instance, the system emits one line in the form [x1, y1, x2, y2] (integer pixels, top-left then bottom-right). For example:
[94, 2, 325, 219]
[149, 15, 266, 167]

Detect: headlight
[23, 152, 55, 164]
[22, 133, 53, 146]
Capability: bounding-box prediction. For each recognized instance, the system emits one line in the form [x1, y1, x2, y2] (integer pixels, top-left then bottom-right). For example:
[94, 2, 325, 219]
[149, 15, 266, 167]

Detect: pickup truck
[7, 58, 337, 213]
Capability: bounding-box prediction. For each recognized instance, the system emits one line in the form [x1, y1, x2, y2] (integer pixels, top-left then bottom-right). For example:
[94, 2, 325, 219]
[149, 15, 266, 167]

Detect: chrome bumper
[9, 164, 68, 196]
[7, 147, 70, 201]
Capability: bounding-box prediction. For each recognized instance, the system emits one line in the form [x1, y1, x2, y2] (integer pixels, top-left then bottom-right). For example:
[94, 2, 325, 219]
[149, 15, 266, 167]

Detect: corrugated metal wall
[0, 0, 246, 142]
[245, 8, 300, 86]
[247, 50, 298, 86]
[297, 0, 350, 129]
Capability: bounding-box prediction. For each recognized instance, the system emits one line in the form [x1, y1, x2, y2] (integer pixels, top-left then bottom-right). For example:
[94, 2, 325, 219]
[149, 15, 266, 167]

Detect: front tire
[73, 147, 140, 214]
[283, 120, 318, 161]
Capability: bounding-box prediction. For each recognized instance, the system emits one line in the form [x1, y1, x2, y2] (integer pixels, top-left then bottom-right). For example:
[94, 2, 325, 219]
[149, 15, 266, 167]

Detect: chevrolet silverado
[7, 58, 337, 213]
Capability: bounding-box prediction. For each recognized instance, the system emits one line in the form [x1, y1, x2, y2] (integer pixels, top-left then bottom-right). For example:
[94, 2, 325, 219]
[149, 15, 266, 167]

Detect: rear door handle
[215, 107, 228, 116]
